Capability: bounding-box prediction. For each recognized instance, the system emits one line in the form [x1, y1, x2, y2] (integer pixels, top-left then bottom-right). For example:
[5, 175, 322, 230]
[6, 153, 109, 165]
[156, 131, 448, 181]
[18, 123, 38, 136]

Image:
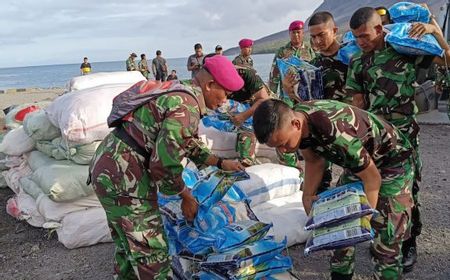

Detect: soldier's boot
[402, 237, 417, 273]
[331, 272, 353, 280]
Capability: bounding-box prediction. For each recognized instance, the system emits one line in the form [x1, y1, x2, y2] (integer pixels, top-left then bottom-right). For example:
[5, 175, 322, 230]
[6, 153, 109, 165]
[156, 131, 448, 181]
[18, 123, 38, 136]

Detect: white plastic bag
[6, 191, 46, 228]
[66, 71, 145, 92]
[56, 207, 112, 249]
[2, 162, 33, 193]
[23, 110, 60, 141]
[0, 126, 35, 156]
[235, 163, 302, 207]
[45, 83, 134, 145]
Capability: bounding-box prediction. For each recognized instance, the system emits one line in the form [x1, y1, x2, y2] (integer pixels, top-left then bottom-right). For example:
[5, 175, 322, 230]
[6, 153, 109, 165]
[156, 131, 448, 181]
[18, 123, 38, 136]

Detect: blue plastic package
[305, 182, 377, 230]
[199, 237, 287, 272]
[389, 2, 431, 23]
[385, 23, 444, 57]
[275, 57, 324, 101]
[341, 31, 356, 44]
[304, 216, 374, 256]
[177, 224, 217, 255]
[202, 100, 253, 132]
[194, 200, 236, 233]
[336, 41, 361, 65]
[215, 220, 272, 252]
[233, 254, 293, 279]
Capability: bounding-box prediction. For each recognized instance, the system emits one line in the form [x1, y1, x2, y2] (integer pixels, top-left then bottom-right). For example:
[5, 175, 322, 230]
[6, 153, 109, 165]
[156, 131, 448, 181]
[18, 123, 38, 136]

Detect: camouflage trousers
[236, 128, 297, 167]
[89, 133, 172, 280]
[330, 160, 415, 279]
[389, 116, 422, 238]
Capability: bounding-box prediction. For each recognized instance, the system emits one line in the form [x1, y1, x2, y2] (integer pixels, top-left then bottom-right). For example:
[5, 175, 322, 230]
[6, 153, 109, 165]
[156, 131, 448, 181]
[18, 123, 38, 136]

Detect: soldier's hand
[230, 113, 247, 127]
[180, 188, 198, 222]
[409, 22, 439, 39]
[221, 159, 245, 171]
[302, 194, 319, 216]
[282, 73, 301, 103]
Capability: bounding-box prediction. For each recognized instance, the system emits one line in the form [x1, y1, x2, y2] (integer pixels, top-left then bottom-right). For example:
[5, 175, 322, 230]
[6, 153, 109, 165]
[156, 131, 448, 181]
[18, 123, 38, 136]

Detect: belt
[112, 126, 151, 163]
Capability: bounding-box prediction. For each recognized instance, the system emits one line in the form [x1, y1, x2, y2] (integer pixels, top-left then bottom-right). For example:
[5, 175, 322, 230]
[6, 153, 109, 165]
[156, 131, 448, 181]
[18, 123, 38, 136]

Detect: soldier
[89, 55, 245, 279]
[126, 53, 138, 71]
[253, 99, 415, 280]
[138, 53, 150, 79]
[232, 39, 254, 68]
[269, 20, 316, 98]
[347, 7, 450, 271]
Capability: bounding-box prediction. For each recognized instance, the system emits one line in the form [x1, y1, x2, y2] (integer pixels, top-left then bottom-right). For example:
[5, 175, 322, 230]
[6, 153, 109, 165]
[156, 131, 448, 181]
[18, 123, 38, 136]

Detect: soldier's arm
[355, 159, 381, 209]
[345, 56, 366, 108]
[301, 147, 326, 215]
[268, 54, 280, 93]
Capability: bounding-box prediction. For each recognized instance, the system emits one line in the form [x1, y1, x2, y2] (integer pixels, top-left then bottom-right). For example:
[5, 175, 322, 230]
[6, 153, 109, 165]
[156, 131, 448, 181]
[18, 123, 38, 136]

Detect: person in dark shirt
[80, 57, 91, 75]
[166, 70, 178, 81]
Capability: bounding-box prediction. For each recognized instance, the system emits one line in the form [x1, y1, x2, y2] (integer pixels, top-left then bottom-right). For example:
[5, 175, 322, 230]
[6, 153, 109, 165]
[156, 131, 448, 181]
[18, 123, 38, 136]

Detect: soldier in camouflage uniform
[269, 20, 316, 98]
[347, 7, 450, 272]
[253, 99, 415, 280]
[89, 56, 244, 279]
[232, 39, 254, 69]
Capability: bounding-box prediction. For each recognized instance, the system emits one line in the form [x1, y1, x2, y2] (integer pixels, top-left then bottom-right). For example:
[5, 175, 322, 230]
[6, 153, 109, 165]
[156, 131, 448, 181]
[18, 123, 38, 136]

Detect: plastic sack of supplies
[304, 182, 377, 230]
[0, 126, 35, 156]
[66, 71, 146, 92]
[304, 216, 374, 255]
[202, 100, 252, 132]
[276, 57, 324, 101]
[389, 2, 431, 23]
[23, 110, 60, 141]
[199, 237, 287, 273]
[215, 220, 272, 252]
[336, 41, 361, 65]
[385, 23, 444, 57]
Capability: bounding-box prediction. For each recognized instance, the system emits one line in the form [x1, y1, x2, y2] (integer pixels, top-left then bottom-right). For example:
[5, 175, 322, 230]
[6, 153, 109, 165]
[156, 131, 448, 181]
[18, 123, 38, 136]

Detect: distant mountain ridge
[224, 0, 448, 56]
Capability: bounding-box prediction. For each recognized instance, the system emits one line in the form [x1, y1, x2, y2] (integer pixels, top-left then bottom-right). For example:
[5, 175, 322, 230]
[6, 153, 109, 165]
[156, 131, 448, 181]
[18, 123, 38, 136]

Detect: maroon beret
[289, 20, 304, 31]
[203, 55, 244, 92]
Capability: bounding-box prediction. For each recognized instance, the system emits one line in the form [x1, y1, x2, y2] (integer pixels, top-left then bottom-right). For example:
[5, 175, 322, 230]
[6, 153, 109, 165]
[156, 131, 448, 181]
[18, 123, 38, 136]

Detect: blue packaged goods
[192, 169, 250, 210]
[341, 31, 356, 44]
[389, 2, 431, 23]
[215, 220, 272, 252]
[275, 57, 324, 101]
[304, 182, 377, 230]
[336, 41, 361, 65]
[178, 224, 217, 255]
[193, 270, 228, 280]
[202, 100, 253, 132]
[304, 216, 374, 256]
[199, 237, 287, 272]
[233, 254, 293, 279]
[194, 200, 236, 233]
[385, 23, 444, 57]
[182, 167, 199, 188]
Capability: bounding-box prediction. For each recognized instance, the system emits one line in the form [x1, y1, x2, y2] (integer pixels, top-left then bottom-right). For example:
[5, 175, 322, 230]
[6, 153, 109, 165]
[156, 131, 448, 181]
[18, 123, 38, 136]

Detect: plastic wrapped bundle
[304, 182, 377, 230]
[336, 41, 361, 65]
[389, 2, 431, 23]
[202, 100, 252, 132]
[385, 23, 444, 57]
[304, 216, 374, 256]
[215, 220, 272, 252]
[276, 57, 324, 101]
[341, 31, 356, 44]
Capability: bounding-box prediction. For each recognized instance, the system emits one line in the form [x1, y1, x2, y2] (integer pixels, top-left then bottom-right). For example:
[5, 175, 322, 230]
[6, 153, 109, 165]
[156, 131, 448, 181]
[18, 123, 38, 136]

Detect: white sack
[45, 83, 134, 145]
[4, 101, 52, 130]
[6, 191, 46, 228]
[198, 122, 278, 160]
[0, 126, 35, 156]
[67, 71, 145, 92]
[20, 176, 43, 200]
[235, 163, 302, 207]
[253, 192, 309, 246]
[56, 207, 112, 249]
[23, 110, 60, 141]
[27, 150, 54, 171]
[2, 162, 32, 194]
[36, 138, 100, 165]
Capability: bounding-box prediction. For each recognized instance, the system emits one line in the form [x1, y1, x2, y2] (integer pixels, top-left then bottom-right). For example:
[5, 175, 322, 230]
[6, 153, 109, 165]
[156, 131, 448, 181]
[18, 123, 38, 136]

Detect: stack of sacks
[385, 2, 443, 57]
[304, 182, 376, 256]
[66, 71, 145, 92]
[235, 163, 309, 246]
[160, 167, 294, 279]
[198, 100, 278, 161]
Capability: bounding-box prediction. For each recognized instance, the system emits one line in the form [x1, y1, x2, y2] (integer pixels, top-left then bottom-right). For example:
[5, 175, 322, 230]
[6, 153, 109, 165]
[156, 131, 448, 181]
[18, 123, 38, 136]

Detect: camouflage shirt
[122, 81, 211, 195]
[126, 58, 137, 71]
[232, 54, 254, 68]
[228, 66, 265, 104]
[311, 48, 352, 103]
[269, 41, 316, 94]
[346, 44, 433, 116]
[295, 100, 413, 196]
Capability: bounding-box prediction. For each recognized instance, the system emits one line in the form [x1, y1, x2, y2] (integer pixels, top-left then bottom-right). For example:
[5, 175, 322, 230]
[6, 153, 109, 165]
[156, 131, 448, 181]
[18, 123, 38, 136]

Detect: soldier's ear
[374, 24, 383, 35]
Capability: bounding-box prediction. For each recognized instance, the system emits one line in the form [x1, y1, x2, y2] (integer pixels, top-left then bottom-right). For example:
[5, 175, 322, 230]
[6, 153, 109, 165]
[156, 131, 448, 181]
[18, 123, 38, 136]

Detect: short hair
[140, 53, 146, 59]
[350, 7, 377, 29]
[83, 57, 88, 60]
[308, 11, 334, 26]
[171, 69, 176, 73]
[156, 50, 161, 55]
[194, 43, 202, 50]
[253, 99, 292, 144]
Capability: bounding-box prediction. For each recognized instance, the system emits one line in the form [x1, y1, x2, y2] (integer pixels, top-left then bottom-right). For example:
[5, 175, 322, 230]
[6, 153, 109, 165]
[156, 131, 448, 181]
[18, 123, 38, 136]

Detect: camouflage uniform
[295, 100, 414, 279]
[269, 41, 316, 96]
[232, 54, 254, 68]
[346, 45, 434, 240]
[89, 82, 212, 279]
[230, 67, 297, 167]
[126, 58, 137, 71]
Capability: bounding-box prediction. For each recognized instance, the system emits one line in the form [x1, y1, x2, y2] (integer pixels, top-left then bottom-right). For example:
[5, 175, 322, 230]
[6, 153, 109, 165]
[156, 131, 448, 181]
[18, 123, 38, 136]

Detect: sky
[0, 0, 323, 68]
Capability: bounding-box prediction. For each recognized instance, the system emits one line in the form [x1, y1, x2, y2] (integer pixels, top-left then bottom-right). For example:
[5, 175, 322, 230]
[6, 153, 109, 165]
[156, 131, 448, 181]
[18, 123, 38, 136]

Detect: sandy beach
[0, 91, 449, 279]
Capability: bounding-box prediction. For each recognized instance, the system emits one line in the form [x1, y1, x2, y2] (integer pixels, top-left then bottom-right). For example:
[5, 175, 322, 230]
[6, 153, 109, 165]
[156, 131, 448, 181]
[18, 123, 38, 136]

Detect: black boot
[402, 237, 417, 273]
[331, 272, 353, 280]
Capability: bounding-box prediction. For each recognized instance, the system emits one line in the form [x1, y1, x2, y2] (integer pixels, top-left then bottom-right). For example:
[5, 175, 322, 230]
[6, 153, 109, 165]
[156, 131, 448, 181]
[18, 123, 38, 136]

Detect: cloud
[0, 0, 322, 67]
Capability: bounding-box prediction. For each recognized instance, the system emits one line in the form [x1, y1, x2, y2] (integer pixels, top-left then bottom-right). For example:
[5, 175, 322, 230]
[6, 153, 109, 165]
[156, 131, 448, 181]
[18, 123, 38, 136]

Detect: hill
[224, 0, 448, 56]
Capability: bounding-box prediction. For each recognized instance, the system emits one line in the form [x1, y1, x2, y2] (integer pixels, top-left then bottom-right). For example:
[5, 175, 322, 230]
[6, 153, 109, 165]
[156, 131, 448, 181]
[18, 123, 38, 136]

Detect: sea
[0, 53, 275, 90]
